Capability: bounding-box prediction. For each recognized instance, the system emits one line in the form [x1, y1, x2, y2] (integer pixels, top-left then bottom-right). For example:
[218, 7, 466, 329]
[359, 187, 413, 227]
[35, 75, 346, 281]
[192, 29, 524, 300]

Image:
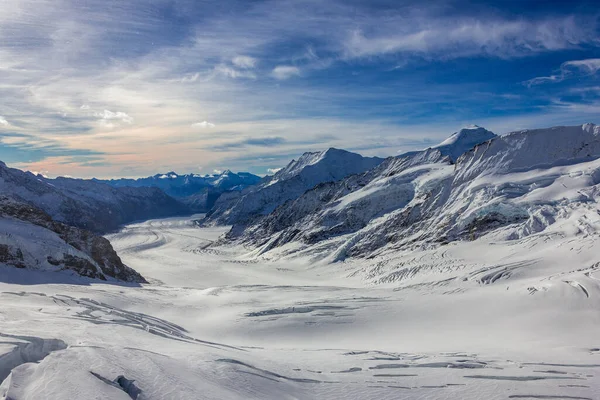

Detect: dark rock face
[0, 244, 26, 268]
[0, 196, 147, 283]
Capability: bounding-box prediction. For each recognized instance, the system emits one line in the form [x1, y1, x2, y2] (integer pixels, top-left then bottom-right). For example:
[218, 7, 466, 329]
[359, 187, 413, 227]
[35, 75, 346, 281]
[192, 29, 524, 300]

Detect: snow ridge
[229, 124, 600, 262]
[202, 148, 384, 226]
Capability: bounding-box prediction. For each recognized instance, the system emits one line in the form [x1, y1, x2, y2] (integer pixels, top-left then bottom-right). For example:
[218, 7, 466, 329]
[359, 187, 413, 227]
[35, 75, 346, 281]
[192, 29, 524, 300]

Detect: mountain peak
[433, 126, 497, 161]
[322, 147, 348, 155]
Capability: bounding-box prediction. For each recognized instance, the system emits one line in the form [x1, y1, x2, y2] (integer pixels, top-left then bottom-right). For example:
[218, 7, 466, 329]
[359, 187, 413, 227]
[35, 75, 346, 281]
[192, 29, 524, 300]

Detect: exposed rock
[0, 196, 146, 282]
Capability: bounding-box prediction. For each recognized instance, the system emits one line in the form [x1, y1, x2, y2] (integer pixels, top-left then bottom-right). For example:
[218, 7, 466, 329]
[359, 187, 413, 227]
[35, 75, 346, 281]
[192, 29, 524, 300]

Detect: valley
[1, 213, 599, 399]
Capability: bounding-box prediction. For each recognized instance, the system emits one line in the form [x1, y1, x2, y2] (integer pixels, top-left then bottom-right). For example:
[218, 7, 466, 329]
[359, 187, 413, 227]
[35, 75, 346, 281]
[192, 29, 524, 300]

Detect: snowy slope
[431, 124, 497, 161]
[0, 162, 188, 233]
[3, 210, 600, 399]
[203, 148, 384, 226]
[231, 124, 600, 263]
[230, 126, 496, 253]
[0, 196, 145, 282]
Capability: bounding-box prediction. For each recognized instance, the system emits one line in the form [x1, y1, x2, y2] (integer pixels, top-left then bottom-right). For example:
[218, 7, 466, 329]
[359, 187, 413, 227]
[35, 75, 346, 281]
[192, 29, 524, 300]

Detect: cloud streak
[209, 136, 287, 152]
[344, 16, 598, 60]
[525, 58, 600, 86]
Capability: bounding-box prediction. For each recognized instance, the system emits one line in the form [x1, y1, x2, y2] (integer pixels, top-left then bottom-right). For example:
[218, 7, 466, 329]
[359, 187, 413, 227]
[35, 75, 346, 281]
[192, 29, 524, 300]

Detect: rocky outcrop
[0, 196, 146, 282]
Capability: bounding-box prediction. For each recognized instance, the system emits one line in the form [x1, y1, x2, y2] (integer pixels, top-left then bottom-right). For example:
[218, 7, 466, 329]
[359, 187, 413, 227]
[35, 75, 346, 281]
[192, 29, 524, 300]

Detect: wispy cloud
[0, 117, 9, 127]
[214, 65, 257, 79]
[94, 110, 134, 128]
[271, 66, 301, 80]
[525, 58, 600, 86]
[344, 16, 598, 60]
[232, 56, 258, 69]
[209, 136, 287, 151]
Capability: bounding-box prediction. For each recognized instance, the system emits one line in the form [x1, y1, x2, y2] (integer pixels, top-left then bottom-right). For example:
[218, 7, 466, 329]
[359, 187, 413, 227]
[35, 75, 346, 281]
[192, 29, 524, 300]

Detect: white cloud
[192, 121, 215, 128]
[94, 110, 133, 124]
[0, 116, 9, 126]
[525, 58, 600, 86]
[267, 167, 282, 174]
[272, 66, 300, 80]
[232, 55, 257, 69]
[566, 59, 600, 74]
[80, 104, 90, 110]
[213, 169, 223, 174]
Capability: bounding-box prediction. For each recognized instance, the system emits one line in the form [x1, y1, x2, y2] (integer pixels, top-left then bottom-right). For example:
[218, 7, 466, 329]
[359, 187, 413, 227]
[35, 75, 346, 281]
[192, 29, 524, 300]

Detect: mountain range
[203, 148, 384, 226]
[97, 170, 262, 211]
[208, 124, 600, 265]
[0, 162, 188, 233]
[2, 123, 599, 282]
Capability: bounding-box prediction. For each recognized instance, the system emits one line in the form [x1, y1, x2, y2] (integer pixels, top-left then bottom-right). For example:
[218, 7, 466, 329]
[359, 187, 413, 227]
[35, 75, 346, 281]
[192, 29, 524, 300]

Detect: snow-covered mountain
[202, 148, 384, 226]
[229, 124, 600, 262]
[0, 162, 188, 233]
[0, 196, 146, 282]
[98, 170, 262, 197]
[224, 126, 495, 244]
[424, 124, 496, 161]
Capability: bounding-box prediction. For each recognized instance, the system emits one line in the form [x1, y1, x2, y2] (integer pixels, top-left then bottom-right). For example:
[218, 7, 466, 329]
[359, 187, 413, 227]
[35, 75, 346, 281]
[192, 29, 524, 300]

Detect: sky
[0, 0, 599, 178]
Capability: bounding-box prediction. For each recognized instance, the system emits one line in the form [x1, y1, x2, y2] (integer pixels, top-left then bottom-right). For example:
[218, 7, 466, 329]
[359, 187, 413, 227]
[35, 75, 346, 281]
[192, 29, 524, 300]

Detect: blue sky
[0, 0, 599, 178]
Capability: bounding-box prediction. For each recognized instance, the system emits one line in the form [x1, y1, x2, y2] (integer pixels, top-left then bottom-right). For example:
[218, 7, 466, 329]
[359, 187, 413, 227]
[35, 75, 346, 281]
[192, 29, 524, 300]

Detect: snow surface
[1, 213, 600, 399]
[0, 218, 105, 277]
